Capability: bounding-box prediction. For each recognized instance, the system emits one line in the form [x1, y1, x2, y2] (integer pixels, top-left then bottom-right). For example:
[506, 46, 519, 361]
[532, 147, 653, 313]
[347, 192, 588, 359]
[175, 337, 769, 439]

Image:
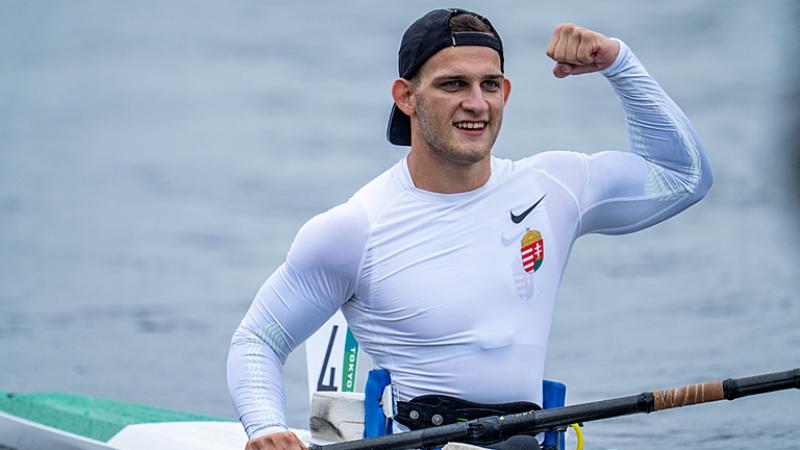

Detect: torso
[342, 155, 581, 405]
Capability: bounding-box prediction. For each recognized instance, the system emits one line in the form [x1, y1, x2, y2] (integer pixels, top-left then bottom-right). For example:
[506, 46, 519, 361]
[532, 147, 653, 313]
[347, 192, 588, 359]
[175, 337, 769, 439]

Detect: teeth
[455, 122, 486, 130]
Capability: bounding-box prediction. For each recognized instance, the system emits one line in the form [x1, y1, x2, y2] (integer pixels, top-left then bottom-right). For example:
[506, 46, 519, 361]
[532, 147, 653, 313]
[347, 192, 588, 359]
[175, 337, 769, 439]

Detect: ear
[391, 78, 416, 116]
[502, 78, 512, 104]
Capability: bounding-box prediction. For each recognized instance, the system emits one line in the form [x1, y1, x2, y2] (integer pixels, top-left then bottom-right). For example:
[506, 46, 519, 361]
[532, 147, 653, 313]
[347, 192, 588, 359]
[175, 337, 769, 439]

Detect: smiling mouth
[453, 121, 488, 130]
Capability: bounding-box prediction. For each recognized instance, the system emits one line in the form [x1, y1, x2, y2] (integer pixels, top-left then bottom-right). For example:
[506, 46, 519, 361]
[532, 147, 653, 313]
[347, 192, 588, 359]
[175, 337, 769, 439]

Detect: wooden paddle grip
[652, 380, 725, 410]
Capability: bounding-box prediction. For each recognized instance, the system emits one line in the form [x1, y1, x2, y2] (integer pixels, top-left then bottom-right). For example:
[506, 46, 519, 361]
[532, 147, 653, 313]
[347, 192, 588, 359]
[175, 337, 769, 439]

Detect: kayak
[4, 308, 795, 450]
[3, 366, 798, 450]
[0, 313, 363, 450]
[0, 391, 485, 450]
[0, 390, 283, 450]
[0, 390, 529, 450]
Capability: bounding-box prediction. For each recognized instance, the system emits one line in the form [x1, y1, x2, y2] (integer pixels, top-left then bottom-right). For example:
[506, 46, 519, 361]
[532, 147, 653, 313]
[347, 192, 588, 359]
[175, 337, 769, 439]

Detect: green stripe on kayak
[0, 391, 232, 442]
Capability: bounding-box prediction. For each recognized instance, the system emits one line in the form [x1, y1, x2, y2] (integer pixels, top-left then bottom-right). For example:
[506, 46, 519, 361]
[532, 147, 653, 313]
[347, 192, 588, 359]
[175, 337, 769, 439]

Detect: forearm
[226, 265, 309, 438]
[602, 39, 713, 200]
[573, 40, 713, 235]
[227, 320, 291, 438]
[227, 249, 357, 437]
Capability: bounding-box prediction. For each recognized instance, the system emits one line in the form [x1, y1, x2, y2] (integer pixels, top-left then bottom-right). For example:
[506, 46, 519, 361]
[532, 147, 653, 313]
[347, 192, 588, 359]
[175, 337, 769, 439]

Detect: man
[227, 8, 712, 450]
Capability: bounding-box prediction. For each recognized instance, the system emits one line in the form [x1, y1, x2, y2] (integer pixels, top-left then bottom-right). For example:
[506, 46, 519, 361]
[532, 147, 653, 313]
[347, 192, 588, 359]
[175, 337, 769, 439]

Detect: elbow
[229, 321, 292, 365]
[227, 326, 253, 385]
[700, 166, 714, 196]
[678, 127, 713, 203]
[694, 159, 714, 200]
[228, 323, 253, 354]
[685, 160, 713, 205]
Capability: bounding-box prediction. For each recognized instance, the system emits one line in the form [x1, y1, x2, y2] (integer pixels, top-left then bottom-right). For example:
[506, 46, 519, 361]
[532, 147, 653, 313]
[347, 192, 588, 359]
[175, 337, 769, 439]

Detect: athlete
[227, 8, 712, 450]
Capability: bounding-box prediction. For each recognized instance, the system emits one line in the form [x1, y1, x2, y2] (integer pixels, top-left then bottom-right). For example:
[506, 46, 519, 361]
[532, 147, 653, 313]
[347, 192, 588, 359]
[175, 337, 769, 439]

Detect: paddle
[308, 368, 799, 450]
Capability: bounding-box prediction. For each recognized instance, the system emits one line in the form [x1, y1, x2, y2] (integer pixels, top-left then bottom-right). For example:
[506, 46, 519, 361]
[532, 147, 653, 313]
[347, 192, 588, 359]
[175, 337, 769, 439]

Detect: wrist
[249, 424, 290, 440]
[600, 38, 630, 77]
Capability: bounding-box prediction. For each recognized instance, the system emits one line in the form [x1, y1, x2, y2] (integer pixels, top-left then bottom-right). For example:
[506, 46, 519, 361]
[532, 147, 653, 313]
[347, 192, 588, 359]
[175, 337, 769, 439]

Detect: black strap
[451, 31, 503, 54]
[395, 394, 541, 433]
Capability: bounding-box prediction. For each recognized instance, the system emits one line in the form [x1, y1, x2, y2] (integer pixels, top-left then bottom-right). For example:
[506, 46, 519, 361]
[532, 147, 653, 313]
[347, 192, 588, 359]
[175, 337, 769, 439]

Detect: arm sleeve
[226, 200, 369, 438]
[575, 39, 713, 236]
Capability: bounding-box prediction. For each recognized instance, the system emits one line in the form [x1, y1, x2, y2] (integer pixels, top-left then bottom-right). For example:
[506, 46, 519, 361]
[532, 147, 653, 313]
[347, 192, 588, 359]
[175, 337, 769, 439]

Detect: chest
[353, 179, 570, 341]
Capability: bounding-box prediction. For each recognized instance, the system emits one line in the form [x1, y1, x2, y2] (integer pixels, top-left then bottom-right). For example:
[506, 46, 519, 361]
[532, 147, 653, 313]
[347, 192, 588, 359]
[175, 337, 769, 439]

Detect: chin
[417, 126, 497, 166]
[435, 144, 491, 166]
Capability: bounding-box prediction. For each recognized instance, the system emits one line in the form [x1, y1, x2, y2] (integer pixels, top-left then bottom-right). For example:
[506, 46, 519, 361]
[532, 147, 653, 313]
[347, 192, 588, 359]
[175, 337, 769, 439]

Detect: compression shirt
[227, 40, 713, 438]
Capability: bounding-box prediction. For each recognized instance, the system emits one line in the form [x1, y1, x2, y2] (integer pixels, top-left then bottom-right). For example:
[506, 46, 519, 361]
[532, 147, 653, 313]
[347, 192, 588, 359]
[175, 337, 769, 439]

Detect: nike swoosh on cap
[510, 194, 546, 224]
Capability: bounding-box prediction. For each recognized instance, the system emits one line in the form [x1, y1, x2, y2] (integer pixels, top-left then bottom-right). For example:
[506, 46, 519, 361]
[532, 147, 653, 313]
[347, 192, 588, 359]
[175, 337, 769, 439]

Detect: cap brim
[387, 104, 411, 146]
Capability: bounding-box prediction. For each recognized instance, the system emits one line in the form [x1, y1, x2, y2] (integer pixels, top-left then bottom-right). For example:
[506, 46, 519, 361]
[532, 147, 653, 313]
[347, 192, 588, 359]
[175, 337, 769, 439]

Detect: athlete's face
[411, 46, 511, 165]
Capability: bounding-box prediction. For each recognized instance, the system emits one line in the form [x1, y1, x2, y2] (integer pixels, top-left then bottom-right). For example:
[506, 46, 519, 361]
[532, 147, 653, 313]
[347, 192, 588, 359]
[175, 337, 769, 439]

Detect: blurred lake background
[1, 1, 798, 449]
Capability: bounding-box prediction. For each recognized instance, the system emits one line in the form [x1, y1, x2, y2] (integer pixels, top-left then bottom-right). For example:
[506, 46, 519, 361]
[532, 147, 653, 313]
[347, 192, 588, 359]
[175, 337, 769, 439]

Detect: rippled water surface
[1, 2, 798, 449]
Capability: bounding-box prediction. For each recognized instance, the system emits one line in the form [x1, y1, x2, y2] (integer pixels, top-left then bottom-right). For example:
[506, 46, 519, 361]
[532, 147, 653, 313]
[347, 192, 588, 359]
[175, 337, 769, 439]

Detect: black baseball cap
[387, 8, 504, 146]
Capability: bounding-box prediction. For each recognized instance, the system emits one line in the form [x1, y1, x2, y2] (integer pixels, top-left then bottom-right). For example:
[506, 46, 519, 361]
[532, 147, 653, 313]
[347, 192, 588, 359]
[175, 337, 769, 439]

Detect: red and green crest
[521, 229, 544, 273]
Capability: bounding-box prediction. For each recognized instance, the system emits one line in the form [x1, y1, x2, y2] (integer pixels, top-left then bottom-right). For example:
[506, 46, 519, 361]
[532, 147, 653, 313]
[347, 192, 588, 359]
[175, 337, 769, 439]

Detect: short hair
[448, 12, 494, 34]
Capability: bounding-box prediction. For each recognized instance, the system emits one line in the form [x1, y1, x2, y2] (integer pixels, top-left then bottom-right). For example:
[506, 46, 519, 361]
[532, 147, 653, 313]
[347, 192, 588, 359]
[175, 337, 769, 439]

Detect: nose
[461, 84, 489, 115]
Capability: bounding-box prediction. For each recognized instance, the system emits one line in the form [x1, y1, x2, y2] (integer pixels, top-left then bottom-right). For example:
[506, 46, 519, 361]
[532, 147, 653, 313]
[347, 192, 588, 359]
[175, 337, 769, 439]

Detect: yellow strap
[570, 423, 584, 450]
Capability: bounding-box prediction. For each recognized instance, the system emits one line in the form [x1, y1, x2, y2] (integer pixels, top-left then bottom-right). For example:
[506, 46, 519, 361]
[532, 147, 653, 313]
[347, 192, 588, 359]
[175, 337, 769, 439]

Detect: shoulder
[515, 151, 589, 173]
[509, 151, 589, 189]
[350, 159, 413, 223]
[288, 200, 369, 275]
[287, 160, 408, 273]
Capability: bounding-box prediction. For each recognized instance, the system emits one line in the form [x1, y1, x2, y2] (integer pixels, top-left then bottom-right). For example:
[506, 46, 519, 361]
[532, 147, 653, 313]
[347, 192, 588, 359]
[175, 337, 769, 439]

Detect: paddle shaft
[309, 368, 800, 450]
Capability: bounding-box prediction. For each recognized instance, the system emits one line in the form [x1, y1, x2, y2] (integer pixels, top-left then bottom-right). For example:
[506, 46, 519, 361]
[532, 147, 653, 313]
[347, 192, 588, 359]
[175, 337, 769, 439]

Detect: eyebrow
[431, 73, 504, 83]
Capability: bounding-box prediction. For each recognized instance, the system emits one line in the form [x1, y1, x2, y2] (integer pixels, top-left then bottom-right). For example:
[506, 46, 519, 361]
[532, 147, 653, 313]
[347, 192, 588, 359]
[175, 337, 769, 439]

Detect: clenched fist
[546, 24, 620, 78]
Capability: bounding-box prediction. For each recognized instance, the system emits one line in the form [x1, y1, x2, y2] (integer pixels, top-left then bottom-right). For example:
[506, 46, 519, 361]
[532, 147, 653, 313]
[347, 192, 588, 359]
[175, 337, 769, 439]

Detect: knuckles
[554, 23, 577, 35]
[547, 23, 609, 65]
[553, 23, 588, 40]
[552, 23, 599, 42]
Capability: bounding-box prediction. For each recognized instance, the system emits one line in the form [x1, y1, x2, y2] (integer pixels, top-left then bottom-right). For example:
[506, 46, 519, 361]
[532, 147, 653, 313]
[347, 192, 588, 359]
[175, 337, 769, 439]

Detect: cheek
[490, 98, 506, 117]
[428, 95, 461, 117]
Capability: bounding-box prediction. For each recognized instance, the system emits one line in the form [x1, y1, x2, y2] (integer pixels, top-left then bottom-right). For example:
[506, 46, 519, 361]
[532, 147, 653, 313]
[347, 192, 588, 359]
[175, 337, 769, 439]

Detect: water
[1, 1, 798, 449]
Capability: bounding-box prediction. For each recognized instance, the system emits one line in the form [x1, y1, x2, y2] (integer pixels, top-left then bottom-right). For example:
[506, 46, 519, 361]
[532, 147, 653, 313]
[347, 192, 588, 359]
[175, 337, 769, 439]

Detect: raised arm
[546, 24, 713, 235]
[226, 200, 368, 449]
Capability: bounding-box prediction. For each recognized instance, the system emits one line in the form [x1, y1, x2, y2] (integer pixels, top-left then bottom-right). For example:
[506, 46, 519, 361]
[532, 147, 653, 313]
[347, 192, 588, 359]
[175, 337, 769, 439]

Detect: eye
[441, 80, 465, 91]
[482, 79, 501, 91]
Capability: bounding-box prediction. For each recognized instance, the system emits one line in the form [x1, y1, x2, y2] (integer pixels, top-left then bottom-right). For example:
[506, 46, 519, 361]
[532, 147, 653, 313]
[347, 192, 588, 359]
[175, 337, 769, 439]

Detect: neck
[406, 146, 491, 194]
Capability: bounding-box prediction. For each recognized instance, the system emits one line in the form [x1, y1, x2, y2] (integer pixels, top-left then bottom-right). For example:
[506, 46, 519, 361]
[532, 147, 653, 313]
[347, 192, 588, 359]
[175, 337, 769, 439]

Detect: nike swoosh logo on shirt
[510, 194, 546, 224]
[500, 229, 527, 246]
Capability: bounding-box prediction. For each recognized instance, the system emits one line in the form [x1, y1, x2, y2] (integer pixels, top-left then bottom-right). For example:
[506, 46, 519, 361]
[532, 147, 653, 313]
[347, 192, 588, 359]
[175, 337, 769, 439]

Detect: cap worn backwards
[387, 9, 504, 147]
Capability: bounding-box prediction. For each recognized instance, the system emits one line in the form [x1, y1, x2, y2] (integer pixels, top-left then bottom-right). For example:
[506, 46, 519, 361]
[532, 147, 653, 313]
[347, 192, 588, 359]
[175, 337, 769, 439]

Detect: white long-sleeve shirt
[227, 40, 713, 439]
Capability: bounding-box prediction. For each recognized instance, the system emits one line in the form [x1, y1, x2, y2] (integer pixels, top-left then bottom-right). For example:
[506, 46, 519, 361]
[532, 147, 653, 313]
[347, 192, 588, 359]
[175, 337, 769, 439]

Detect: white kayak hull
[0, 391, 530, 450]
[0, 391, 318, 450]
